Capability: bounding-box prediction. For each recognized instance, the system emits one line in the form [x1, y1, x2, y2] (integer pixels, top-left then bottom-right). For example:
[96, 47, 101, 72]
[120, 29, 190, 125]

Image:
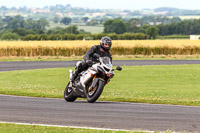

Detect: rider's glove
[93, 53, 100, 58]
[86, 60, 93, 67]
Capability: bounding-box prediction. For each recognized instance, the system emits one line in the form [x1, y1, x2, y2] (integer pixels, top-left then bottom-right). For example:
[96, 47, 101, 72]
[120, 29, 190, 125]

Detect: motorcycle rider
[71, 36, 112, 82]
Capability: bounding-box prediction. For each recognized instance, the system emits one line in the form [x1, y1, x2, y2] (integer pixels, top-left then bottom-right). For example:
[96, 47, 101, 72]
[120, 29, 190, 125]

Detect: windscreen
[101, 57, 111, 66]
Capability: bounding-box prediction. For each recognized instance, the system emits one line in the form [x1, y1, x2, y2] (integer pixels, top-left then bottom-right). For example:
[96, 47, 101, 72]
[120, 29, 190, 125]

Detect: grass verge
[0, 123, 149, 133]
[1, 55, 200, 62]
[0, 65, 200, 106]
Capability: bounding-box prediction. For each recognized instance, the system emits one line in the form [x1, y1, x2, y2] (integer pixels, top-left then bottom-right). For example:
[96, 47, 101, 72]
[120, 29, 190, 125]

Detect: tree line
[104, 18, 200, 36]
[0, 15, 89, 40]
[1, 15, 200, 40]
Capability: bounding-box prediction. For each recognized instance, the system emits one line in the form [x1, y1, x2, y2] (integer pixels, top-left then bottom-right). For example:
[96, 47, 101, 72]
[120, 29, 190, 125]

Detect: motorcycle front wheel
[87, 79, 105, 103]
[64, 82, 77, 102]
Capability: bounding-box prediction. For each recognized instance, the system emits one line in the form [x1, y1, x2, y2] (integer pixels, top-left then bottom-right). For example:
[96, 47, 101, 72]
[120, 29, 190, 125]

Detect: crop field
[1, 40, 200, 57]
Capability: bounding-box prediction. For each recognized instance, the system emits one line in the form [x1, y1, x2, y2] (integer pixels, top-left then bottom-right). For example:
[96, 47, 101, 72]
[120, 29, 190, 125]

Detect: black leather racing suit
[74, 45, 112, 76]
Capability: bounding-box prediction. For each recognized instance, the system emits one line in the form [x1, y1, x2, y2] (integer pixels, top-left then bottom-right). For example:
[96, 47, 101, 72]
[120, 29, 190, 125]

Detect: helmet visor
[104, 39, 111, 46]
[104, 43, 111, 48]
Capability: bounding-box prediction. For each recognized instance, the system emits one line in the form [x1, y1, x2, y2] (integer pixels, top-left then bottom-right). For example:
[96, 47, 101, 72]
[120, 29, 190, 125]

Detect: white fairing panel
[80, 69, 97, 87]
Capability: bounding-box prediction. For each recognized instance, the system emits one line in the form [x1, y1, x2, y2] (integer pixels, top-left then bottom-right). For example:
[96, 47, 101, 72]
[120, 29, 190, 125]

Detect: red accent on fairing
[107, 73, 113, 78]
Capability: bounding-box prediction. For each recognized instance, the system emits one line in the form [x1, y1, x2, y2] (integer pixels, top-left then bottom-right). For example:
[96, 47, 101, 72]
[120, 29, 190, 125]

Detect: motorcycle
[64, 53, 122, 103]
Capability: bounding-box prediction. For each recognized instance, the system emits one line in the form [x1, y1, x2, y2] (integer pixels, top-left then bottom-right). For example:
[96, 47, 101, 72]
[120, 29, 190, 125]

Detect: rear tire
[64, 82, 77, 102]
[87, 79, 105, 103]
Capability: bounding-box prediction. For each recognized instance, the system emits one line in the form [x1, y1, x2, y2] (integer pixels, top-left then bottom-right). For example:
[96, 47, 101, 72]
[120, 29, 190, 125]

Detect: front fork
[88, 75, 106, 92]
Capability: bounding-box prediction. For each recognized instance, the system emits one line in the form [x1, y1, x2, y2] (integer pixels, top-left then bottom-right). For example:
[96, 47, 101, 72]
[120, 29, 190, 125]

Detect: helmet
[100, 36, 112, 50]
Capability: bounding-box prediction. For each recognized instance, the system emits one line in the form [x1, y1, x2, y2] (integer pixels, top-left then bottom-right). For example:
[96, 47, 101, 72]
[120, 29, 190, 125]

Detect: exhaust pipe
[69, 69, 73, 87]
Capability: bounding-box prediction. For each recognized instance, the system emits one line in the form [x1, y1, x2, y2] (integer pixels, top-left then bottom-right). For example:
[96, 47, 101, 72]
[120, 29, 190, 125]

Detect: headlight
[103, 66, 110, 72]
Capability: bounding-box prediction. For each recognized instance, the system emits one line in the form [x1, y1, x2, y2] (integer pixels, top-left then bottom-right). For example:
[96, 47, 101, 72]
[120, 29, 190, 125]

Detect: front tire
[87, 79, 105, 103]
[64, 82, 77, 102]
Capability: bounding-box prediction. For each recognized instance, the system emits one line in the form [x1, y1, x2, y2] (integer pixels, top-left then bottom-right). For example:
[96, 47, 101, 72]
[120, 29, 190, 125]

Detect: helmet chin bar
[100, 45, 110, 51]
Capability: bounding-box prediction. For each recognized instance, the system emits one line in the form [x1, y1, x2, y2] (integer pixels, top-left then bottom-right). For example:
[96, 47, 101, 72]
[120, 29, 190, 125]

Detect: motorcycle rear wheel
[64, 82, 77, 102]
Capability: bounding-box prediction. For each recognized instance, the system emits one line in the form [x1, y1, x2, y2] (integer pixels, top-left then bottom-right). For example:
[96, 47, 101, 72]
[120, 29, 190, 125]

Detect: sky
[1, 0, 200, 10]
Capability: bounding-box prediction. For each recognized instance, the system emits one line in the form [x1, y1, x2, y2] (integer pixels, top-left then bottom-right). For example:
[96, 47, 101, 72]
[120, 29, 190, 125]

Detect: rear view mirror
[116, 66, 122, 71]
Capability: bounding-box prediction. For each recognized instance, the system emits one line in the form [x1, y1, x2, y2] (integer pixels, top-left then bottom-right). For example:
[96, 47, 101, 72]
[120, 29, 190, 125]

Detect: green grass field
[48, 22, 104, 33]
[0, 123, 148, 133]
[77, 25, 104, 33]
[0, 65, 200, 106]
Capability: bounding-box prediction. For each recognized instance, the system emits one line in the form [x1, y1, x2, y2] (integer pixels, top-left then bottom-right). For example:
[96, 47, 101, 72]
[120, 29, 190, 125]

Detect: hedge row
[157, 35, 190, 39]
[21, 33, 148, 40]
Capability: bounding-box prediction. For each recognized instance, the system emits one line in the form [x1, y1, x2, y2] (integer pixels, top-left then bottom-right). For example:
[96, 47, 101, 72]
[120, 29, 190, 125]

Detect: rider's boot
[71, 69, 79, 83]
[70, 62, 86, 87]
[69, 70, 78, 88]
[71, 73, 77, 82]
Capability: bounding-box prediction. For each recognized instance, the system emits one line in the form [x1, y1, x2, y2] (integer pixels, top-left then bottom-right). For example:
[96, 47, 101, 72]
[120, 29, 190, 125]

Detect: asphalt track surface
[0, 60, 200, 132]
[0, 95, 200, 132]
[1, 60, 200, 71]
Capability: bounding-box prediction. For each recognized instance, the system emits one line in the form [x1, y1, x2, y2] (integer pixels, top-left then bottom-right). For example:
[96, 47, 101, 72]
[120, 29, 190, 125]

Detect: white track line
[0, 121, 157, 133]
